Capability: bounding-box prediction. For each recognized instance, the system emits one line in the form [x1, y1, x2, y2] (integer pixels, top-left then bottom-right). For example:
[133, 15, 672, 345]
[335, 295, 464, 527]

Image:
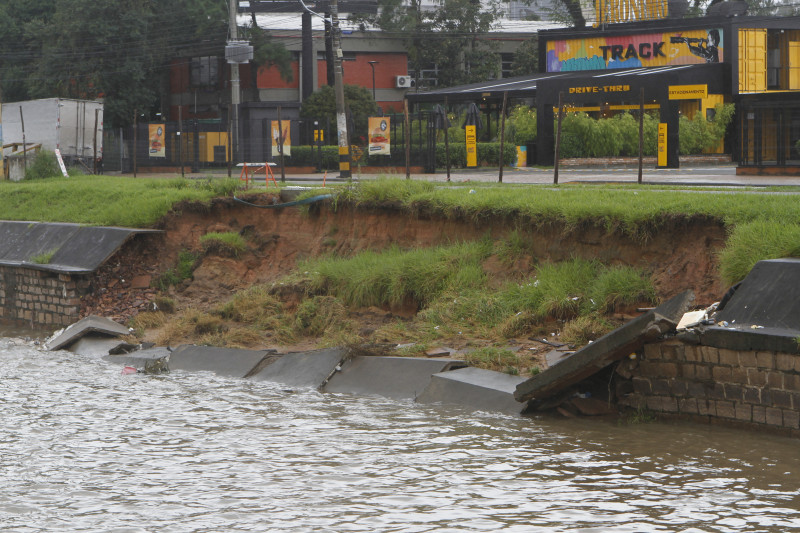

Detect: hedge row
[280, 143, 518, 169]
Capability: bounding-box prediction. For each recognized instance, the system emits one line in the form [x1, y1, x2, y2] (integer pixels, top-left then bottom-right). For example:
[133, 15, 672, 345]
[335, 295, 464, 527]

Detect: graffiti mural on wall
[546, 29, 723, 72]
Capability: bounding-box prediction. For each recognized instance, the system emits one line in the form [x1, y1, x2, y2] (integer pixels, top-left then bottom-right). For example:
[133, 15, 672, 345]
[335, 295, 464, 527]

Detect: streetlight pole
[367, 60, 378, 102]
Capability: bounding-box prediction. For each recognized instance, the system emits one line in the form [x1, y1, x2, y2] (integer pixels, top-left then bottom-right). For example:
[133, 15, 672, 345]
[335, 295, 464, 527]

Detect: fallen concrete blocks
[103, 346, 171, 374]
[248, 347, 350, 389]
[322, 355, 465, 400]
[47, 315, 131, 351]
[515, 290, 694, 406]
[169, 344, 279, 378]
[416, 367, 530, 415]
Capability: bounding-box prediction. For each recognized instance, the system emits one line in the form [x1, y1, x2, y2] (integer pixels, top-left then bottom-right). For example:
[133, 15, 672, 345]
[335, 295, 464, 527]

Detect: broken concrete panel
[67, 335, 132, 357]
[248, 347, 349, 389]
[693, 258, 800, 354]
[322, 356, 465, 400]
[0, 222, 160, 274]
[416, 367, 529, 415]
[716, 258, 800, 330]
[425, 347, 454, 357]
[103, 346, 171, 373]
[515, 290, 694, 405]
[677, 310, 706, 331]
[698, 326, 800, 354]
[545, 349, 575, 368]
[168, 344, 278, 378]
[47, 315, 130, 351]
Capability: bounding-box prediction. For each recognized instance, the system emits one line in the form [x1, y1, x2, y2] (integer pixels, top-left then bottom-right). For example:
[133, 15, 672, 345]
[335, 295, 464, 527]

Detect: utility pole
[302, 11, 314, 102]
[330, 0, 351, 179]
[0, 86, 3, 180]
[229, 0, 240, 163]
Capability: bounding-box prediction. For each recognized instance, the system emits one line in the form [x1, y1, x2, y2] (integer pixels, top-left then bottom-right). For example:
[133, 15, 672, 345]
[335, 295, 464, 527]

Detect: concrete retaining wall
[620, 338, 800, 435]
[0, 265, 89, 327]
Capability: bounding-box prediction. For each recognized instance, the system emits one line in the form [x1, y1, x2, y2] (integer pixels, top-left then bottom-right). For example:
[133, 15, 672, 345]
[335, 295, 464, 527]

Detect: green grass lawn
[0, 175, 238, 227]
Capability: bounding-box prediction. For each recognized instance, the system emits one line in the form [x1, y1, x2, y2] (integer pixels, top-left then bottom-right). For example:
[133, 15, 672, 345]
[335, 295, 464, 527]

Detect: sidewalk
[118, 163, 800, 188]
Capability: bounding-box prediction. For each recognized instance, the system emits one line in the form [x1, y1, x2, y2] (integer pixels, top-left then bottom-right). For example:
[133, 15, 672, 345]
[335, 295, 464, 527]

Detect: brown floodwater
[1, 342, 798, 532]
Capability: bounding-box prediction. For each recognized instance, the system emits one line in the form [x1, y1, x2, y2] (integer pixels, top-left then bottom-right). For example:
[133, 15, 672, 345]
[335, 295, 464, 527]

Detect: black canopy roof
[405, 63, 730, 106]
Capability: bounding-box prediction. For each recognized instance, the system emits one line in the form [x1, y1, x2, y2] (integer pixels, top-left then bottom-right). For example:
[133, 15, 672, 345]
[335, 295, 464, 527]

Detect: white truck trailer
[1, 98, 103, 166]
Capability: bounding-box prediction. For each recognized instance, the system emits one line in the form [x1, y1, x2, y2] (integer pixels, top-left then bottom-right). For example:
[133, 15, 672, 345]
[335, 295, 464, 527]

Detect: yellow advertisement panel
[368, 117, 390, 155]
[465, 125, 477, 167]
[668, 84, 708, 100]
[657, 123, 668, 167]
[149, 124, 165, 158]
[546, 28, 722, 72]
[271, 120, 291, 157]
[595, 0, 668, 25]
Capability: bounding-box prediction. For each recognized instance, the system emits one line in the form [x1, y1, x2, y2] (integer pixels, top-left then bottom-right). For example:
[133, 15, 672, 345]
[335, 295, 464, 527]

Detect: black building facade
[408, 13, 800, 173]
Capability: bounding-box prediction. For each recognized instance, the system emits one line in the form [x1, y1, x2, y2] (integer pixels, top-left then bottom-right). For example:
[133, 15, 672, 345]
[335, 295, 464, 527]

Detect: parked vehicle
[2, 98, 103, 169]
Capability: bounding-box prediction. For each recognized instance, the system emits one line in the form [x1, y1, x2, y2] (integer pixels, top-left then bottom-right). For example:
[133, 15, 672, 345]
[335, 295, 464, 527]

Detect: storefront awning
[405, 72, 570, 104]
[405, 63, 731, 106]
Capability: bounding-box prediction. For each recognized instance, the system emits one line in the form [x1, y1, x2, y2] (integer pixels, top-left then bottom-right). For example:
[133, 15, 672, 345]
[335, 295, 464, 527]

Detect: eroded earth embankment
[81, 195, 728, 328]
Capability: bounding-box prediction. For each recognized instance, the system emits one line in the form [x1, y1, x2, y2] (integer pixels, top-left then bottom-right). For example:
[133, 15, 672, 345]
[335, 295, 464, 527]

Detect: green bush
[679, 103, 735, 155]
[25, 150, 61, 180]
[556, 103, 734, 158]
[433, 143, 516, 168]
[282, 145, 339, 169]
[506, 105, 537, 145]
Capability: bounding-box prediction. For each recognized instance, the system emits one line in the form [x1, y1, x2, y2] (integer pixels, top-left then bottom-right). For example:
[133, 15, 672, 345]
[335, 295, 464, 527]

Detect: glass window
[191, 56, 219, 88]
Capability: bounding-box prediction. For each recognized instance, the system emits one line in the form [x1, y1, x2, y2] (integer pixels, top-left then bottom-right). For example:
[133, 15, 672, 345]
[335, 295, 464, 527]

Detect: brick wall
[0, 265, 90, 328]
[619, 338, 800, 433]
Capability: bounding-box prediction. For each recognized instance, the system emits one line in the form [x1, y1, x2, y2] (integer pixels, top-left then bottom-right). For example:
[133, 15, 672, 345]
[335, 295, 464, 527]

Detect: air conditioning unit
[395, 75, 415, 89]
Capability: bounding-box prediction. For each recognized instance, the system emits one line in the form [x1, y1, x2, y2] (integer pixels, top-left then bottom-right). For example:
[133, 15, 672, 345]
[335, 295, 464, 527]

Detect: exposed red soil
[81, 195, 729, 346]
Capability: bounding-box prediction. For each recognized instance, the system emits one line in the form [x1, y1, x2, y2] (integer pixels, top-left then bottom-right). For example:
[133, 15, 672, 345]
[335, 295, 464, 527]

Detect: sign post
[465, 125, 477, 167]
[657, 123, 668, 168]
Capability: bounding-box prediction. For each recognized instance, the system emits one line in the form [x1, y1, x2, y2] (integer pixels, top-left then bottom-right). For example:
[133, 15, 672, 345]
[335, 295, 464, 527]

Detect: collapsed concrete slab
[0, 221, 160, 274]
[103, 346, 171, 374]
[67, 335, 133, 357]
[515, 290, 694, 406]
[168, 344, 278, 378]
[415, 367, 529, 415]
[693, 258, 800, 353]
[248, 347, 349, 389]
[716, 258, 800, 329]
[322, 356, 466, 400]
[47, 315, 130, 351]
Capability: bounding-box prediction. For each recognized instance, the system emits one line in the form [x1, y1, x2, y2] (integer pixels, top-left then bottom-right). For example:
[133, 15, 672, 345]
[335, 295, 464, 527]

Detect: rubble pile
[80, 244, 161, 324]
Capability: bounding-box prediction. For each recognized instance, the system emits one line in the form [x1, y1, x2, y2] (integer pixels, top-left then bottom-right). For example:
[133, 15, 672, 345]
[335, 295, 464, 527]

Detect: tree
[0, 0, 54, 102]
[529, 0, 586, 27]
[0, 0, 292, 127]
[424, 0, 503, 87]
[300, 85, 379, 144]
[242, 8, 294, 87]
[510, 38, 538, 77]
[351, 0, 503, 88]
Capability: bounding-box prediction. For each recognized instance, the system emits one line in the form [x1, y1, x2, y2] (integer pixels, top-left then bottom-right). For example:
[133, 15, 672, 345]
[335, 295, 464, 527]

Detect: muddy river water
[1, 338, 799, 532]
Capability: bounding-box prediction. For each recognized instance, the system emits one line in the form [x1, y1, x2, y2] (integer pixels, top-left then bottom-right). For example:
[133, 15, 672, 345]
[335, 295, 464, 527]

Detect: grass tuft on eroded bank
[718, 220, 800, 286]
